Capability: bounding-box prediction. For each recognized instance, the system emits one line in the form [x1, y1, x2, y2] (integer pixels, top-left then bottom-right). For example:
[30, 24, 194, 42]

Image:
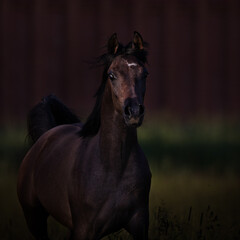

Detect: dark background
[1, 0, 240, 123]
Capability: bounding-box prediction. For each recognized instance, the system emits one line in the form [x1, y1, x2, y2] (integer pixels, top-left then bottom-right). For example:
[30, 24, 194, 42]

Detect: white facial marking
[123, 59, 138, 68]
[127, 62, 138, 67]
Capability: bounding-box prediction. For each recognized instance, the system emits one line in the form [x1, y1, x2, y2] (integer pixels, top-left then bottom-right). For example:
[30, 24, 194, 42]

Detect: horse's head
[106, 32, 148, 127]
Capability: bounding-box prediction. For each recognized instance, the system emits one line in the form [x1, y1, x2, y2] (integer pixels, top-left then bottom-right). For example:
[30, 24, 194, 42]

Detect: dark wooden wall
[0, 0, 240, 122]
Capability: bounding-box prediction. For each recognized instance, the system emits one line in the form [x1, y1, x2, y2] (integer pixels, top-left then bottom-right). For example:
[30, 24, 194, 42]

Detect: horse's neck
[99, 81, 138, 171]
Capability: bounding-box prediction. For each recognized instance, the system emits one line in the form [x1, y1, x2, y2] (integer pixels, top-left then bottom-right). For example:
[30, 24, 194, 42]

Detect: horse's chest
[101, 178, 147, 218]
[76, 154, 150, 226]
[113, 184, 142, 214]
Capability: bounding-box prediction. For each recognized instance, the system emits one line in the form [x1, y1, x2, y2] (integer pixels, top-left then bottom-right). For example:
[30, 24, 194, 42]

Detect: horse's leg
[69, 229, 93, 240]
[69, 223, 100, 240]
[22, 204, 50, 240]
[125, 209, 149, 240]
[69, 230, 89, 240]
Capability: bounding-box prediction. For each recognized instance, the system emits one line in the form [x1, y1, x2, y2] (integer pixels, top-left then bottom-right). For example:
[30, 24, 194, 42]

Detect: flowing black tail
[27, 95, 80, 143]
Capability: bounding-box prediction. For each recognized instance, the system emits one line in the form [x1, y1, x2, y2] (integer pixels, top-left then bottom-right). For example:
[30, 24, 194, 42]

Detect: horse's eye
[108, 73, 116, 81]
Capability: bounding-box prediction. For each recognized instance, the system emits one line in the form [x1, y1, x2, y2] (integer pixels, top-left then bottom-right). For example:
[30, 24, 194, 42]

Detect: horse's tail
[27, 94, 80, 143]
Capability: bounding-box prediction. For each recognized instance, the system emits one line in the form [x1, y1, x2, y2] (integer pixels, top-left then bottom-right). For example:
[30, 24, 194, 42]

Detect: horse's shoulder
[45, 124, 82, 138]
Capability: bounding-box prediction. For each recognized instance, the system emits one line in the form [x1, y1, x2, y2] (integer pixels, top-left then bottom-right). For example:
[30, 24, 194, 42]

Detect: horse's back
[17, 124, 83, 228]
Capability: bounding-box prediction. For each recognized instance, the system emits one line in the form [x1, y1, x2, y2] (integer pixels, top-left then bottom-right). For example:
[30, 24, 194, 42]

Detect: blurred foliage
[1, 116, 240, 173]
[0, 125, 28, 169]
[138, 116, 240, 173]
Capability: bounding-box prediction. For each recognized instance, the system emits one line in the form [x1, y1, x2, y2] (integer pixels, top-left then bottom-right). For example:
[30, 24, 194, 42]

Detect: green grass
[150, 169, 240, 239]
[0, 118, 240, 239]
[0, 162, 240, 239]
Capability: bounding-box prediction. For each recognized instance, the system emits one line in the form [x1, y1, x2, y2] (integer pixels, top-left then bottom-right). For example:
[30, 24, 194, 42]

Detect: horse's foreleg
[22, 204, 50, 240]
[125, 209, 149, 240]
[69, 225, 99, 240]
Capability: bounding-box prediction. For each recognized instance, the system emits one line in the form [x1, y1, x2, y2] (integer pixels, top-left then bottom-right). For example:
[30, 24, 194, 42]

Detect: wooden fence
[0, 0, 239, 122]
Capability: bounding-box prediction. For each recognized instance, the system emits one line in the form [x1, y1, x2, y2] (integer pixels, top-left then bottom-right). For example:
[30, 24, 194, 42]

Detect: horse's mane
[79, 41, 148, 138]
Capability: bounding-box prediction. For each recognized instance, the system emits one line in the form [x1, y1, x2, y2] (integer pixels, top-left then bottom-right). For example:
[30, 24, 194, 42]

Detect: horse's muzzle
[123, 102, 145, 127]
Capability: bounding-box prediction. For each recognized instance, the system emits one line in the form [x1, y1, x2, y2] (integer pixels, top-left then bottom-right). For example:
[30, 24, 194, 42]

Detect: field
[0, 117, 240, 239]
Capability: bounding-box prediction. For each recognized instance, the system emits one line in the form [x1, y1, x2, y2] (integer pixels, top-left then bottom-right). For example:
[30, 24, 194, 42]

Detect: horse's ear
[108, 33, 119, 54]
[132, 31, 144, 50]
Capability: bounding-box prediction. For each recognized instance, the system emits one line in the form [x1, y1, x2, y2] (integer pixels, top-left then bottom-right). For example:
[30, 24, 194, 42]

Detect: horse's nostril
[139, 104, 145, 116]
[124, 106, 131, 118]
[124, 104, 144, 119]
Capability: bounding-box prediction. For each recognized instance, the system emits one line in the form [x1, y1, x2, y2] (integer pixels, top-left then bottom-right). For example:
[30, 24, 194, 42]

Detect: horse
[17, 31, 151, 240]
